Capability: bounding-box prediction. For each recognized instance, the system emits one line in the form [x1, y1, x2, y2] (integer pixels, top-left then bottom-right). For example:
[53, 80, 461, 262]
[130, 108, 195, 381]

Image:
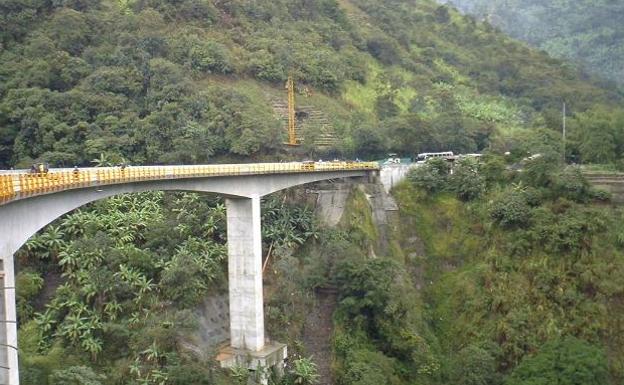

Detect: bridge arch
[0, 171, 369, 257]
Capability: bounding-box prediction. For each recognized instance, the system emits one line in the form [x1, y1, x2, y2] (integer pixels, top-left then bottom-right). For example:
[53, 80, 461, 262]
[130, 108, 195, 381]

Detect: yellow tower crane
[284, 75, 300, 146]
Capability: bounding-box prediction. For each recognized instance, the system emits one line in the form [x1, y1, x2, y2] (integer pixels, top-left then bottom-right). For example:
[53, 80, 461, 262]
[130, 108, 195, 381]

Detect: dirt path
[34, 269, 63, 311]
[302, 288, 338, 385]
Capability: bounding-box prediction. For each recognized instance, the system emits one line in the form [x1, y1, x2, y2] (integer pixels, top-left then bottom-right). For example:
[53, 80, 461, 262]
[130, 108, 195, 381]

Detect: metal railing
[0, 161, 378, 205]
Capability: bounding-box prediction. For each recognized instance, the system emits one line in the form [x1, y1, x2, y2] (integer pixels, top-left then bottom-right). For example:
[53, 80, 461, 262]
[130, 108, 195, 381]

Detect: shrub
[480, 154, 507, 186]
[504, 337, 608, 385]
[340, 349, 402, 385]
[449, 158, 486, 201]
[49, 366, 106, 385]
[16, 271, 44, 321]
[520, 152, 559, 189]
[188, 40, 233, 74]
[550, 167, 592, 203]
[449, 345, 499, 385]
[286, 357, 320, 385]
[591, 188, 611, 201]
[489, 189, 532, 228]
[408, 158, 451, 193]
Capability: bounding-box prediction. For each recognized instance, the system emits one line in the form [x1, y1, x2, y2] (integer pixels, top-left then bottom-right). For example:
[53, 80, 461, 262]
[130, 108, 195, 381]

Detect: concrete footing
[217, 342, 287, 385]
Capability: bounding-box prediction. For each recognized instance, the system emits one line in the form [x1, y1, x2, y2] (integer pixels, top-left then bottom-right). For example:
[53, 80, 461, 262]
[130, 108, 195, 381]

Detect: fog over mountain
[441, 0, 624, 85]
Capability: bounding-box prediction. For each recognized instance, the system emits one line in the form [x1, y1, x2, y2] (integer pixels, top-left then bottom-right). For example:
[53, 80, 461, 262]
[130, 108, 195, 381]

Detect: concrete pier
[225, 197, 265, 351]
[0, 255, 18, 385]
[221, 196, 288, 384]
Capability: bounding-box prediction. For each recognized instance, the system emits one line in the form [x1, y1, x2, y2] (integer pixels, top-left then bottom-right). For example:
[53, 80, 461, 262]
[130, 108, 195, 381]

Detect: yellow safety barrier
[0, 175, 15, 201]
[0, 162, 379, 205]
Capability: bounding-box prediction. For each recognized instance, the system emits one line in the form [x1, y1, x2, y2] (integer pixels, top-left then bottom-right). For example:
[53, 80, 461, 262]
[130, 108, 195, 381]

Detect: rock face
[193, 294, 230, 352]
[302, 288, 339, 385]
[309, 179, 399, 231]
[307, 181, 352, 227]
[301, 180, 401, 384]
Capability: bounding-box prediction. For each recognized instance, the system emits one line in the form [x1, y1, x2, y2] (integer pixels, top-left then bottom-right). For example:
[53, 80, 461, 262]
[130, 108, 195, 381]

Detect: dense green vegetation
[391, 152, 624, 384]
[17, 191, 319, 384]
[1, 0, 623, 168]
[5, 0, 624, 384]
[441, 0, 624, 86]
[277, 149, 619, 385]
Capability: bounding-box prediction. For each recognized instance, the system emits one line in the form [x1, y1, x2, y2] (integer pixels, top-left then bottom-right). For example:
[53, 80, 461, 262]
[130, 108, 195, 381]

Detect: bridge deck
[0, 161, 378, 205]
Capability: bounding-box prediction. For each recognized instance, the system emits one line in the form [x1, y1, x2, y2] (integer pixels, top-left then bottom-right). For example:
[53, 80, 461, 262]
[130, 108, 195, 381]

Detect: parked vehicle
[415, 151, 454, 163]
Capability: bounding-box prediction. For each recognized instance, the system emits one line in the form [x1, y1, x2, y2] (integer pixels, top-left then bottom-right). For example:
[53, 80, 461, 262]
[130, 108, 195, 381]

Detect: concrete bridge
[0, 161, 379, 384]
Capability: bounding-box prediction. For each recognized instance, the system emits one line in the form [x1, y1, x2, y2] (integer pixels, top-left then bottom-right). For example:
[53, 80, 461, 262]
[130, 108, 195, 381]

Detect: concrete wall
[379, 164, 416, 192]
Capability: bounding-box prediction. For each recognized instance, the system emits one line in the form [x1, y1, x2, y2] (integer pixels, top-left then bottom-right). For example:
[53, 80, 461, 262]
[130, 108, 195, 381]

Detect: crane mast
[285, 75, 299, 146]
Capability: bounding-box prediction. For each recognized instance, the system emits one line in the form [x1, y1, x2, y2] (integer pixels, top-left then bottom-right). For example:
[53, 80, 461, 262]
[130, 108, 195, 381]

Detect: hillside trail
[302, 287, 338, 385]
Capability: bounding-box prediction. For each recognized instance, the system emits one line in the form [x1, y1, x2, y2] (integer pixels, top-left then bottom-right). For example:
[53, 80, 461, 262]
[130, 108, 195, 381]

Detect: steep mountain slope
[441, 0, 624, 86]
[0, 0, 622, 169]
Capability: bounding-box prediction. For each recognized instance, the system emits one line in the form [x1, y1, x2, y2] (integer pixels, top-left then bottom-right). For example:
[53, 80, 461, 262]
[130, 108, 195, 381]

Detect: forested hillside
[441, 0, 624, 86]
[387, 155, 624, 385]
[6, 0, 624, 384]
[308, 154, 624, 385]
[1, 0, 623, 169]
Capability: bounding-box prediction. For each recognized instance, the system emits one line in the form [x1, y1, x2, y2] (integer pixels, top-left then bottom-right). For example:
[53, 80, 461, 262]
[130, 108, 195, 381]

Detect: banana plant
[81, 335, 103, 362]
[104, 300, 122, 321]
[58, 313, 89, 342]
[58, 248, 81, 278]
[39, 225, 67, 260]
[292, 357, 320, 385]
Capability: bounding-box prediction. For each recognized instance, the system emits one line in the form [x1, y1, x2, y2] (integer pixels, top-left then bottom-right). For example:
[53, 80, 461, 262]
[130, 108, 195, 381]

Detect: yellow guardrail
[0, 161, 378, 205]
[0, 174, 16, 203]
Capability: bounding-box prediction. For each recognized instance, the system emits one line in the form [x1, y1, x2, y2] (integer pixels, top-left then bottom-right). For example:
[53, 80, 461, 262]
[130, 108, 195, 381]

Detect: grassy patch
[340, 187, 378, 253]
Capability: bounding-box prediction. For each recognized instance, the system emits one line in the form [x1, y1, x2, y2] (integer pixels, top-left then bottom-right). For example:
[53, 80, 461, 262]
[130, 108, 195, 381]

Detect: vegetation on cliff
[285, 149, 622, 385]
[391, 152, 624, 384]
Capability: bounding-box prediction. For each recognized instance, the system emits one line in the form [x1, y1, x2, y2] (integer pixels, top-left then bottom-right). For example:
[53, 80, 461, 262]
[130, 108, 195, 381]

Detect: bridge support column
[0, 255, 19, 385]
[219, 197, 287, 384]
[225, 196, 265, 351]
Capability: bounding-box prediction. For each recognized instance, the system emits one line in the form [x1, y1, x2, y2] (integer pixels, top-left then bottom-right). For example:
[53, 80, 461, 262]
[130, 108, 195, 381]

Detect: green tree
[408, 158, 451, 193]
[574, 108, 618, 164]
[449, 345, 498, 385]
[505, 337, 608, 385]
[448, 158, 486, 201]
